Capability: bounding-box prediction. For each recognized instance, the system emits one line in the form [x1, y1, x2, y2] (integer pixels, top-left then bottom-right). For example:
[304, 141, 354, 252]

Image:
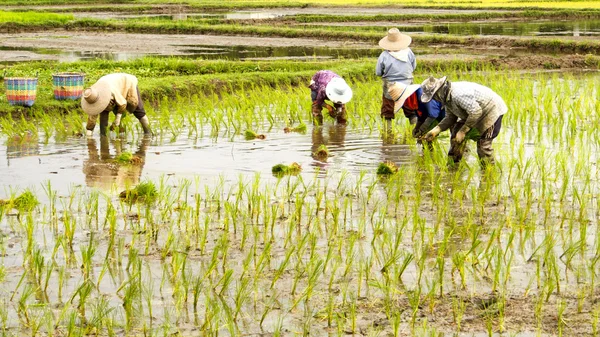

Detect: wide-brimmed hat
[379, 28, 412, 51]
[325, 77, 353, 104]
[388, 82, 421, 113]
[420, 76, 447, 103]
[81, 80, 111, 116]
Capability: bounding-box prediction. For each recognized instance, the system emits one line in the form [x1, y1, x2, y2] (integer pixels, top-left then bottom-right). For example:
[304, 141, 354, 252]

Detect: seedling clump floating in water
[119, 181, 158, 203]
[245, 130, 266, 140]
[1, 190, 39, 212]
[284, 123, 307, 134]
[376, 161, 399, 175]
[313, 144, 329, 159]
[116, 152, 143, 165]
[272, 162, 302, 176]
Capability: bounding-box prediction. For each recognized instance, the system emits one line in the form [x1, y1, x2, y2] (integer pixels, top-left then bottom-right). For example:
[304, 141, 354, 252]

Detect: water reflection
[398, 20, 600, 37]
[3, 45, 379, 63]
[310, 124, 347, 172]
[6, 132, 39, 162]
[82, 137, 150, 189]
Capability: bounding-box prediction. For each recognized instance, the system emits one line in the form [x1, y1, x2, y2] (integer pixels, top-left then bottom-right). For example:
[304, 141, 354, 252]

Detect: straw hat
[420, 76, 447, 103]
[388, 82, 421, 112]
[379, 28, 412, 51]
[325, 78, 353, 104]
[81, 80, 111, 116]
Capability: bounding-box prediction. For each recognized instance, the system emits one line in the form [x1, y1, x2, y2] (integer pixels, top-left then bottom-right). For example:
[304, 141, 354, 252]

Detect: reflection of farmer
[309, 70, 353, 125]
[422, 76, 507, 166]
[81, 73, 152, 137]
[82, 137, 150, 189]
[376, 28, 416, 128]
[388, 82, 445, 141]
[310, 124, 347, 169]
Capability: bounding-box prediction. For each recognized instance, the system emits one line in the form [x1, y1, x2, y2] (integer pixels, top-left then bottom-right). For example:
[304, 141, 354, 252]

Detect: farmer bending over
[388, 82, 445, 143]
[422, 76, 507, 166]
[376, 28, 417, 129]
[82, 73, 152, 137]
[309, 70, 353, 125]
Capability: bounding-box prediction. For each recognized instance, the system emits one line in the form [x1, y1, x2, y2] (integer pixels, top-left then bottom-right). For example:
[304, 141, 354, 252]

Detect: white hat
[81, 80, 111, 116]
[379, 28, 412, 51]
[388, 82, 421, 112]
[325, 78, 353, 104]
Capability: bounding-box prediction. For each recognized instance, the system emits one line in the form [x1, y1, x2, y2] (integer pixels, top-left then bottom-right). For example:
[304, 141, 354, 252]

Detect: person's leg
[132, 86, 151, 135]
[312, 101, 324, 125]
[477, 115, 503, 167]
[380, 95, 395, 120]
[99, 111, 109, 136]
[333, 103, 347, 124]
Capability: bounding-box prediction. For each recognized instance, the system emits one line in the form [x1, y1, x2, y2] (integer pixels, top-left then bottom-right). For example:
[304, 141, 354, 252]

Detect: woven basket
[4, 77, 38, 107]
[52, 72, 85, 100]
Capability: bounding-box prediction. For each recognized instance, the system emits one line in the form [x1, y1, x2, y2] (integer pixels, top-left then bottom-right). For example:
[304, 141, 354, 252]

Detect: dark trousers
[380, 95, 395, 120]
[87, 86, 146, 135]
[449, 115, 503, 165]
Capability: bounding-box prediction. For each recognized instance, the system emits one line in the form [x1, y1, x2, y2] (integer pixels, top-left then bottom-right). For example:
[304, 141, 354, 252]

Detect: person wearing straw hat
[309, 70, 353, 125]
[376, 28, 417, 129]
[388, 82, 445, 142]
[82, 73, 152, 137]
[421, 76, 507, 166]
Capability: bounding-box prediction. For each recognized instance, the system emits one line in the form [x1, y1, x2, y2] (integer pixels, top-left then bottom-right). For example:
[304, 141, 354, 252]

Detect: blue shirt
[404, 88, 445, 122]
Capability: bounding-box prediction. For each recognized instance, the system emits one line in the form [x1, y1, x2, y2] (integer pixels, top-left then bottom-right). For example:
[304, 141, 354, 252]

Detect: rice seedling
[284, 122, 307, 134]
[0, 44, 599, 336]
[115, 152, 144, 165]
[313, 144, 329, 160]
[244, 129, 266, 140]
[119, 181, 158, 204]
[271, 162, 302, 177]
[376, 161, 399, 175]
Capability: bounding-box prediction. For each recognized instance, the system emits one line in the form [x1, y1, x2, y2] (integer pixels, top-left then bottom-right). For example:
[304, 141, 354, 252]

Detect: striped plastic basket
[4, 77, 38, 107]
[52, 72, 85, 100]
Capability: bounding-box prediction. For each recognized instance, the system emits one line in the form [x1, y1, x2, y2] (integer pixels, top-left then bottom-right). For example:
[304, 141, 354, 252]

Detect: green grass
[0, 11, 73, 24]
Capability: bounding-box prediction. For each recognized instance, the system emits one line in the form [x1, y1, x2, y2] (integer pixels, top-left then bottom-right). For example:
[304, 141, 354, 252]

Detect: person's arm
[410, 49, 417, 71]
[85, 115, 97, 136]
[437, 113, 458, 132]
[375, 53, 385, 77]
[418, 117, 437, 134]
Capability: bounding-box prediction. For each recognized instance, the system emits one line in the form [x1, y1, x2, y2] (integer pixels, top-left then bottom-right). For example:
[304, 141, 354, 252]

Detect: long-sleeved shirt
[403, 87, 445, 122]
[309, 70, 340, 107]
[437, 81, 508, 134]
[99, 73, 139, 113]
[376, 49, 417, 84]
[86, 73, 140, 132]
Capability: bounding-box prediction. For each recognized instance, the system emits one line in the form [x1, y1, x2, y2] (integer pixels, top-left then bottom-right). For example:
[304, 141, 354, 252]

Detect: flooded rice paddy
[0, 73, 599, 335]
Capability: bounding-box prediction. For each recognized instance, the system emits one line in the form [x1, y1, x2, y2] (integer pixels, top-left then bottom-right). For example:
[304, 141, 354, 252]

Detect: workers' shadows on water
[82, 136, 150, 189]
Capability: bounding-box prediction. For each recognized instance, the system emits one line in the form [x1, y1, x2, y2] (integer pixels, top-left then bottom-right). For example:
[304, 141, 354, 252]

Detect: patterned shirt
[438, 81, 508, 133]
[309, 70, 340, 106]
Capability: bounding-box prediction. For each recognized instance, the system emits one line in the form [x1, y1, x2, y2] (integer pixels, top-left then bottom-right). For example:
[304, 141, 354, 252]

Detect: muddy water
[328, 19, 600, 37]
[67, 7, 505, 20]
[0, 125, 413, 196]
